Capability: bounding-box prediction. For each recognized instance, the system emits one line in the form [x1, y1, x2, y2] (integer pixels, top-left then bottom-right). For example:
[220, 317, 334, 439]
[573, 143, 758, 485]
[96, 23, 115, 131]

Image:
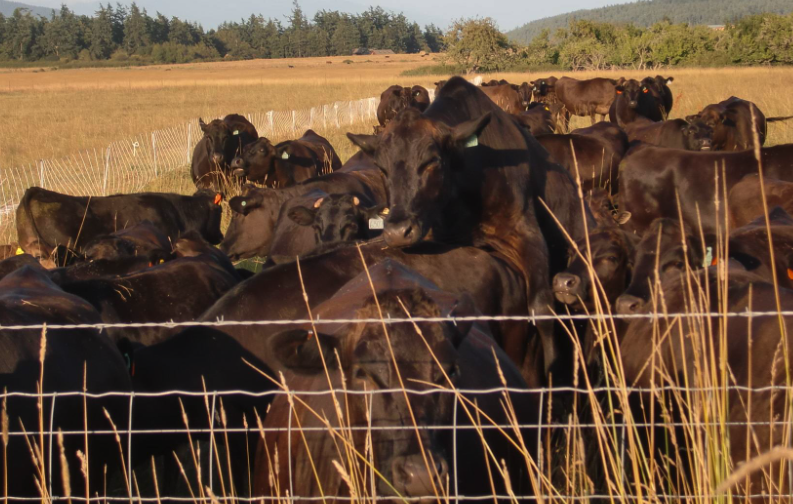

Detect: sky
[29, 0, 635, 32]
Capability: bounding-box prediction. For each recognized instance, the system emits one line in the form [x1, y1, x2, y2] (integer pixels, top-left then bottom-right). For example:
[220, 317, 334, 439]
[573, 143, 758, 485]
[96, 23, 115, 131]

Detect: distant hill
[0, 0, 53, 17]
[507, 0, 793, 45]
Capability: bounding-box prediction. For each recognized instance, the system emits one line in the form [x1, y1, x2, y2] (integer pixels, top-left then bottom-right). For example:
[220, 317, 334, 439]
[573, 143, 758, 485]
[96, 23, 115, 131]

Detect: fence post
[323, 104, 328, 130]
[291, 110, 296, 136]
[48, 393, 57, 499]
[334, 103, 339, 128]
[128, 393, 134, 498]
[103, 146, 111, 196]
[187, 123, 192, 164]
[38, 161, 45, 189]
[209, 391, 218, 491]
[452, 393, 459, 503]
[268, 111, 274, 137]
[152, 132, 158, 177]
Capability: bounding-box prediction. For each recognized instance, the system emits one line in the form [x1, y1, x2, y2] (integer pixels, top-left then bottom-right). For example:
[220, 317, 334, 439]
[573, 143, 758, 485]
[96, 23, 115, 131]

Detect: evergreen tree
[123, 3, 148, 55]
[89, 5, 115, 59]
[330, 15, 360, 55]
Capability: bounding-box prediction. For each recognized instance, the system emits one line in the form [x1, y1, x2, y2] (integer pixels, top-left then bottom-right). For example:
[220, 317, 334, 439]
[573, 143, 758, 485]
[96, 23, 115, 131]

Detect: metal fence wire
[0, 312, 792, 503]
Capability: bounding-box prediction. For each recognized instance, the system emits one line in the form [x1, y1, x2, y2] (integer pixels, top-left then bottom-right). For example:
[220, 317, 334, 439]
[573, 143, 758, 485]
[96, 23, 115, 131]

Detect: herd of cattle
[3, 74, 793, 501]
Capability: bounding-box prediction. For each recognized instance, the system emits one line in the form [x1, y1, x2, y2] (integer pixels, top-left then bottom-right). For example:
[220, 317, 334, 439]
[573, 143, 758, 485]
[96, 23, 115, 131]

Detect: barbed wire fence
[0, 310, 791, 503]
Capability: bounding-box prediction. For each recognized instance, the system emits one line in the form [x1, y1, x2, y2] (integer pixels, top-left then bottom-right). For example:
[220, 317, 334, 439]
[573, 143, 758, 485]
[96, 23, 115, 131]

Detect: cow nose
[231, 157, 244, 168]
[553, 273, 582, 304]
[212, 152, 225, 164]
[615, 294, 643, 315]
[383, 218, 422, 248]
[392, 454, 449, 498]
[700, 140, 712, 151]
[629, 101, 638, 108]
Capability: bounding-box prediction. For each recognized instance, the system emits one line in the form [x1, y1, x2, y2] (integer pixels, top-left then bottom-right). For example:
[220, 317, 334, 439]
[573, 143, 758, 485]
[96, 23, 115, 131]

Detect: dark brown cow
[221, 152, 386, 260]
[622, 117, 714, 151]
[83, 221, 173, 262]
[686, 96, 767, 151]
[646, 75, 674, 116]
[16, 187, 224, 262]
[617, 143, 793, 238]
[0, 252, 42, 281]
[614, 218, 703, 315]
[0, 266, 132, 499]
[479, 83, 524, 114]
[346, 76, 592, 376]
[726, 206, 793, 289]
[287, 192, 386, 249]
[536, 132, 623, 194]
[620, 266, 793, 501]
[513, 103, 555, 136]
[231, 129, 342, 187]
[729, 174, 793, 228]
[555, 76, 618, 125]
[585, 188, 631, 228]
[253, 260, 538, 502]
[191, 114, 258, 189]
[376, 85, 431, 132]
[529, 76, 558, 104]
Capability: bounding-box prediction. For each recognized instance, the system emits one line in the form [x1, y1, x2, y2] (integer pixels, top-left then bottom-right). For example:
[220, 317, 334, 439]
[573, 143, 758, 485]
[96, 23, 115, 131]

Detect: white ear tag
[368, 217, 384, 230]
[464, 135, 478, 148]
[703, 246, 713, 268]
[233, 130, 240, 135]
[281, 151, 290, 160]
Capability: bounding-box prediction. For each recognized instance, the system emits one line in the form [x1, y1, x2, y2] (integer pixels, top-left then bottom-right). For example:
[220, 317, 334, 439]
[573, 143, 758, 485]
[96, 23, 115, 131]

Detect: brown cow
[83, 221, 173, 262]
[555, 76, 618, 125]
[687, 96, 767, 151]
[536, 133, 622, 193]
[622, 117, 714, 151]
[231, 129, 342, 187]
[253, 260, 539, 502]
[376, 85, 431, 132]
[479, 83, 524, 114]
[513, 104, 555, 135]
[726, 206, 793, 289]
[729, 174, 793, 228]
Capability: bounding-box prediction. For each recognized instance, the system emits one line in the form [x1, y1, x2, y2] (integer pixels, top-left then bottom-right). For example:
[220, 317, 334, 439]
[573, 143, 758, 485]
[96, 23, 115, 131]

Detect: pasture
[1, 56, 793, 504]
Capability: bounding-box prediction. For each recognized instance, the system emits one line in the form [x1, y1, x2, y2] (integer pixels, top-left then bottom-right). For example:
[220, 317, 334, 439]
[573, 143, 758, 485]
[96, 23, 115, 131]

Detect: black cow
[253, 260, 539, 502]
[231, 129, 342, 187]
[62, 233, 240, 345]
[16, 187, 223, 262]
[83, 221, 173, 262]
[728, 174, 793, 228]
[536, 132, 623, 194]
[376, 85, 431, 132]
[726, 206, 793, 289]
[192, 114, 258, 189]
[287, 193, 387, 249]
[0, 252, 41, 281]
[529, 77, 558, 104]
[645, 75, 674, 116]
[614, 218, 704, 315]
[0, 266, 132, 499]
[609, 78, 667, 126]
[347, 76, 592, 376]
[513, 103, 555, 136]
[687, 96, 767, 151]
[622, 118, 714, 151]
[221, 152, 386, 261]
[617, 143, 793, 238]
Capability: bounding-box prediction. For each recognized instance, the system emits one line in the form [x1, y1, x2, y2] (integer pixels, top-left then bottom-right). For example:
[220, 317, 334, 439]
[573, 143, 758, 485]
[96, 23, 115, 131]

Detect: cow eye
[606, 255, 618, 263]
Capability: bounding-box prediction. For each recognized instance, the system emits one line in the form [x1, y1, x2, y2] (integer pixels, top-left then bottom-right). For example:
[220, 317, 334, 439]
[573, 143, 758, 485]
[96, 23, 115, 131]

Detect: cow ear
[199, 118, 208, 133]
[270, 329, 340, 374]
[614, 211, 632, 225]
[287, 206, 317, 227]
[447, 292, 477, 347]
[615, 85, 624, 94]
[347, 133, 380, 155]
[229, 195, 258, 216]
[451, 112, 492, 147]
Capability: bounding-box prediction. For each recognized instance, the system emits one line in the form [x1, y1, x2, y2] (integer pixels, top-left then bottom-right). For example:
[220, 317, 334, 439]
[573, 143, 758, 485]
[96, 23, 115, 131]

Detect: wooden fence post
[152, 132, 158, 177]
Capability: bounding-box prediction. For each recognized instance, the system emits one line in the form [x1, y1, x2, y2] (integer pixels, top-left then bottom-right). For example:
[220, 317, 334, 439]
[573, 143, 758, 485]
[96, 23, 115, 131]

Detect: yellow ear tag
[15, 247, 24, 255]
[464, 135, 478, 148]
[233, 130, 240, 135]
[159, 258, 165, 264]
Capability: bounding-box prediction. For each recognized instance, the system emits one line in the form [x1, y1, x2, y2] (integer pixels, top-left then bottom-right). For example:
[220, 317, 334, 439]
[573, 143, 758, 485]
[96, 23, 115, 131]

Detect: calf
[192, 114, 258, 189]
[614, 218, 703, 315]
[254, 261, 538, 502]
[0, 266, 132, 499]
[555, 76, 618, 125]
[231, 129, 342, 187]
[16, 187, 223, 260]
[287, 193, 387, 247]
[729, 174, 793, 228]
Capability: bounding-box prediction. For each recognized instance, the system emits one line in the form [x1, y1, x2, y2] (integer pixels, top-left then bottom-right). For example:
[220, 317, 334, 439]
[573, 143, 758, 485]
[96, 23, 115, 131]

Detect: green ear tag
[703, 246, 713, 268]
[464, 135, 478, 148]
[233, 130, 240, 135]
[281, 151, 290, 160]
[241, 200, 247, 207]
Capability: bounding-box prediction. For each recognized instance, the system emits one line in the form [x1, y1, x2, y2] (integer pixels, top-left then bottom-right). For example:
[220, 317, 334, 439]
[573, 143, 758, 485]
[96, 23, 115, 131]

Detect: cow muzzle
[211, 152, 225, 165]
[383, 217, 423, 248]
[230, 157, 246, 175]
[553, 272, 583, 305]
[391, 453, 449, 500]
[615, 294, 643, 315]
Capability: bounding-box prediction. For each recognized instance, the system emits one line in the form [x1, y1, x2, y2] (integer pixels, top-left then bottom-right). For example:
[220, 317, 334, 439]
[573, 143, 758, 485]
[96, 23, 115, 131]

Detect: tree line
[442, 12, 793, 73]
[0, 1, 445, 65]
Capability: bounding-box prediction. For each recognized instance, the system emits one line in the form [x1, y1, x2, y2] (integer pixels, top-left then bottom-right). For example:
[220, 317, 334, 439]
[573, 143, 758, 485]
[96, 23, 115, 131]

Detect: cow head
[410, 85, 431, 112]
[287, 194, 387, 245]
[191, 189, 225, 245]
[271, 288, 477, 499]
[231, 137, 278, 184]
[433, 80, 447, 96]
[199, 118, 240, 166]
[221, 187, 281, 260]
[614, 79, 643, 109]
[553, 228, 638, 312]
[530, 77, 556, 102]
[347, 108, 492, 248]
[682, 119, 714, 151]
[615, 218, 703, 315]
[518, 82, 532, 109]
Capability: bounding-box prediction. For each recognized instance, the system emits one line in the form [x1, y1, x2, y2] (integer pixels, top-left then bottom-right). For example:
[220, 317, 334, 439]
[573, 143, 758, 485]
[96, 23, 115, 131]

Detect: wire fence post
[151, 132, 158, 178]
[38, 161, 45, 189]
[452, 393, 459, 503]
[103, 146, 111, 196]
[186, 123, 192, 164]
[128, 392, 134, 497]
[268, 111, 274, 137]
[208, 391, 217, 492]
[48, 393, 57, 499]
[334, 103, 339, 128]
[291, 110, 296, 136]
[537, 388, 545, 478]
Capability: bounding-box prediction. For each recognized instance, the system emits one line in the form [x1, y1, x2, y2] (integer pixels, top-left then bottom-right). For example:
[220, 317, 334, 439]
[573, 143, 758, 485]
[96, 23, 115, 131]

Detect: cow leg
[590, 112, 596, 125]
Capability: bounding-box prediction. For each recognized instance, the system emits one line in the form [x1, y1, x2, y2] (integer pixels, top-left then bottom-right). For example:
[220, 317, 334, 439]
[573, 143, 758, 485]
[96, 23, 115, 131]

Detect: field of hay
[2, 58, 793, 170]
